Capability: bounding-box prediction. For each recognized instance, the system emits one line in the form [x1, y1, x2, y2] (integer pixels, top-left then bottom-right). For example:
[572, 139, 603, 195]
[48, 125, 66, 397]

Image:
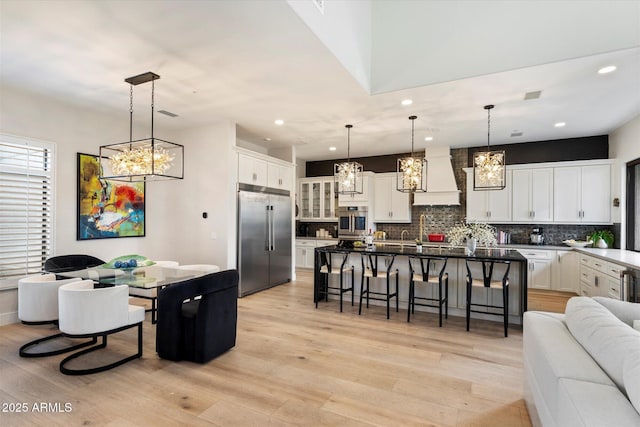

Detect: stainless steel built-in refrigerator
[237, 183, 291, 297]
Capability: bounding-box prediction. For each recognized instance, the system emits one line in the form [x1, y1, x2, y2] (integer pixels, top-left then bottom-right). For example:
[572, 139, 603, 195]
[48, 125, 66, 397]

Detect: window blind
[0, 135, 54, 279]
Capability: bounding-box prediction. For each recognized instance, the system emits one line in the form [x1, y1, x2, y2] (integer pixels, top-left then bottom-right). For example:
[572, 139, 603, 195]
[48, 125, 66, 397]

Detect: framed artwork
[77, 153, 145, 240]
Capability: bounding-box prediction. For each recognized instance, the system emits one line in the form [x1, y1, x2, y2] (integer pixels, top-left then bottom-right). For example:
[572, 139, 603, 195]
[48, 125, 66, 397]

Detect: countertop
[315, 244, 527, 262]
[574, 248, 640, 270]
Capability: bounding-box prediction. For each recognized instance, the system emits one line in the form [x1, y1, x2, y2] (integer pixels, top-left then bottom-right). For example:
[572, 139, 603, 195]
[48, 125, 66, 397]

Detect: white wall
[610, 114, 640, 249]
[0, 84, 237, 268]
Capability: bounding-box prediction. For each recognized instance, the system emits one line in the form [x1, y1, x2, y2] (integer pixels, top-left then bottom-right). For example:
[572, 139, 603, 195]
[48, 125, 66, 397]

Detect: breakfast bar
[314, 244, 529, 326]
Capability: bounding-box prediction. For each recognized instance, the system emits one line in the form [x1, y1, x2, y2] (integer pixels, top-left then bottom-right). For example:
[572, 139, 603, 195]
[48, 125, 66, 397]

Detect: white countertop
[575, 248, 640, 270]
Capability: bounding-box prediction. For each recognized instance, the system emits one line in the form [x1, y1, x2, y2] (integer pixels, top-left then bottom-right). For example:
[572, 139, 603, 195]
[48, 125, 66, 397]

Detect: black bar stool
[407, 255, 449, 326]
[465, 259, 511, 337]
[317, 250, 354, 312]
[359, 254, 398, 319]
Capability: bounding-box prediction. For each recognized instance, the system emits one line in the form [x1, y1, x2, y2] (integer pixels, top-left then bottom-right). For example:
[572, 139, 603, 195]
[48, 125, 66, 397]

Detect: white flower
[447, 222, 497, 247]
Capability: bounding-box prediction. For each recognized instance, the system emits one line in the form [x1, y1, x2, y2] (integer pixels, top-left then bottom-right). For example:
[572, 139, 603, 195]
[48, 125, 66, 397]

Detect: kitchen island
[314, 244, 529, 325]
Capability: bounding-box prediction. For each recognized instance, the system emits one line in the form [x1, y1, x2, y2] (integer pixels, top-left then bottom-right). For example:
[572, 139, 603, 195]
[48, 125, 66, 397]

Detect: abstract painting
[77, 153, 145, 240]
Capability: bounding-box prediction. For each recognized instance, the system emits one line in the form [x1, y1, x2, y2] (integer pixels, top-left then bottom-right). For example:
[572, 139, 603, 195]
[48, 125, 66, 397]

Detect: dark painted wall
[305, 135, 608, 177]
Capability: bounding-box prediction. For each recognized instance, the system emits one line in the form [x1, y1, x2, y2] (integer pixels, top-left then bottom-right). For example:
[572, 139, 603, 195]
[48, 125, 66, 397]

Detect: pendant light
[473, 104, 506, 190]
[99, 72, 184, 182]
[334, 124, 363, 195]
[397, 115, 427, 193]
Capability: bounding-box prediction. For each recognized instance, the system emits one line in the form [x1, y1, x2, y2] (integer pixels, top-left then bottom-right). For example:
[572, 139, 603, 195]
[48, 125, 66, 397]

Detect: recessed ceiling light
[401, 99, 413, 106]
[329, 146, 336, 151]
[264, 138, 272, 141]
[274, 119, 284, 125]
[424, 136, 433, 141]
[598, 65, 617, 74]
[554, 122, 566, 128]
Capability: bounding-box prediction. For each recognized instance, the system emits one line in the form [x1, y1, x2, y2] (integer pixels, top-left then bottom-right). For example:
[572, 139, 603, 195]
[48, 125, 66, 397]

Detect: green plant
[587, 230, 614, 247]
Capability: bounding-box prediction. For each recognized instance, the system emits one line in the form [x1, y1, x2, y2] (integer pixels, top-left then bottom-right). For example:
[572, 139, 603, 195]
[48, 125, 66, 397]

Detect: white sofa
[523, 296, 640, 427]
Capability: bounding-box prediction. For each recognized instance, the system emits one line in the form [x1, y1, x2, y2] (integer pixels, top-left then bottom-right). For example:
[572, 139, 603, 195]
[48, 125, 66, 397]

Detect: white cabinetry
[465, 169, 512, 222]
[298, 177, 338, 222]
[554, 250, 579, 293]
[518, 249, 555, 290]
[295, 239, 337, 269]
[579, 254, 626, 299]
[554, 164, 610, 223]
[238, 151, 293, 191]
[373, 173, 411, 223]
[512, 168, 553, 222]
[338, 172, 374, 207]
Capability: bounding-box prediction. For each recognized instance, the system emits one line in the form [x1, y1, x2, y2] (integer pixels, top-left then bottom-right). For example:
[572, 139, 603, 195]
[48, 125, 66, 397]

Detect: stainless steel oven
[338, 206, 368, 238]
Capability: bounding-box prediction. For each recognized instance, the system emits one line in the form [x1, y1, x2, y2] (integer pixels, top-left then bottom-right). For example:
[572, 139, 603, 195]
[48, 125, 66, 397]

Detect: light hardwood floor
[0, 271, 570, 426]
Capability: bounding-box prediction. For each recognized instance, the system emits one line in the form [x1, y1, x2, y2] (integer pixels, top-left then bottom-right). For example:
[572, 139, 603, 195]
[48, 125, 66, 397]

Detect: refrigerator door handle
[265, 205, 271, 251]
[269, 205, 275, 251]
[350, 214, 354, 233]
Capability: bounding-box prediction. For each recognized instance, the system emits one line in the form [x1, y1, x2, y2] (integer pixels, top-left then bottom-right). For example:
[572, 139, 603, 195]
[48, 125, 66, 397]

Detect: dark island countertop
[315, 244, 527, 262]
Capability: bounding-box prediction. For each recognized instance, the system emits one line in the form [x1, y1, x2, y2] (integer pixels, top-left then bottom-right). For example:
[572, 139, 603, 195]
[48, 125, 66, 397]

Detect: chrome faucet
[401, 229, 409, 248]
[419, 213, 427, 243]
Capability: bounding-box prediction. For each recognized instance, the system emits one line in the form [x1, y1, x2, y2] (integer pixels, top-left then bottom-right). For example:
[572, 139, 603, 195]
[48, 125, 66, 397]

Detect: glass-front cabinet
[299, 177, 338, 222]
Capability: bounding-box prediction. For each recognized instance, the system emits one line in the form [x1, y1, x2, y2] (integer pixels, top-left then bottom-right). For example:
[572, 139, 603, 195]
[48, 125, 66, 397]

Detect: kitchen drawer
[605, 276, 621, 299]
[606, 262, 625, 279]
[519, 249, 554, 260]
[580, 255, 607, 274]
[316, 240, 337, 247]
[580, 266, 596, 285]
[579, 279, 593, 297]
[296, 239, 317, 247]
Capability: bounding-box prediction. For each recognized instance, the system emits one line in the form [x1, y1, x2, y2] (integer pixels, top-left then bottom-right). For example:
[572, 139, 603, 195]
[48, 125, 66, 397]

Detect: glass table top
[55, 265, 208, 288]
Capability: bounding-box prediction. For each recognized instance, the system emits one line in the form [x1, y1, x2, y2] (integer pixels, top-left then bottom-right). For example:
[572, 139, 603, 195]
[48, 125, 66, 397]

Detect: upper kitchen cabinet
[373, 173, 411, 223]
[512, 168, 553, 222]
[553, 163, 611, 224]
[465, 169, 512, 222]
[299, 176, 337, 221]
[238, 152, 268, 187]
[338, 172, 374, 207]
[238, 150, 293, 192]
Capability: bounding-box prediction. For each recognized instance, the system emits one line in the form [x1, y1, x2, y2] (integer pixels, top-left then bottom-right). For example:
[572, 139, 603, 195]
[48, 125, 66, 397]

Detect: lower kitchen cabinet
[579, 254, 626, 299]
[554, 250, 579, 293]
[518, 249, 555, 290]
[295, 239, 316, 269]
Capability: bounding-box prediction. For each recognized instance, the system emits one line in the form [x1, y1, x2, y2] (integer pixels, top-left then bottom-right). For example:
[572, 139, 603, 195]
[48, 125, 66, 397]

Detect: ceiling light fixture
[329, 146, 336, 151]
[274, 119, 284, 125]
[334, 124, 363, 195]
[424, 136, 433, 141]
[555, 122, 566, 127]
[99, 72, 184, 182]
[401, 99, 413, 106]
[397, 115, 427, 193]
[473, 104, 505, 190]
[598, 65, 617, 74]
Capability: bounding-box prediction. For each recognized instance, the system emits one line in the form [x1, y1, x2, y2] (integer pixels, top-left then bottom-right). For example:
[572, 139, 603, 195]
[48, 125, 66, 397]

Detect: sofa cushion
[557, 378, 640, 427]
[565, 297, 640, 394]
[593, 296, 640, 327]
[524, 311, 616, 423]
[624, 347, 640, 414]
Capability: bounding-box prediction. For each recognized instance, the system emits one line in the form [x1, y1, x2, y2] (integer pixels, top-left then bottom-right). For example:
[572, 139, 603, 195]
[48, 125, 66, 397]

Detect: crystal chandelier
[397, 115, 427, 193]
[334, 124, 363, 195]
[99, 72, 184, 182]
[473, 104, 506, 190]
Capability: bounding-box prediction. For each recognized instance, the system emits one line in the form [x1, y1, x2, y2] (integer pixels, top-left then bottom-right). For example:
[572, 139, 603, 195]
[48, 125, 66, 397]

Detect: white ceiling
[1, 0, 639, 161]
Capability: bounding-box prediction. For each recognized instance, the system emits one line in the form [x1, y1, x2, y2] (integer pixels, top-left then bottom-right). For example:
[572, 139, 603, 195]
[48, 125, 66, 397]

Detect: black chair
[156, 270, 238, 363]
[316, 250, 354, 312]
[407, 255, 449, 326]
[465, 259, 511, 337]
[44, 254, 105, 273]
[359, 253, 398, 319]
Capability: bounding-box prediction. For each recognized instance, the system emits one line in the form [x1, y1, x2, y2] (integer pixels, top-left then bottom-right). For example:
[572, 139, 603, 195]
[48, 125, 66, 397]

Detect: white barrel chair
[58, 280, 145, 375]
[18, 273, 96, 357]
[129, 260, 179, 324]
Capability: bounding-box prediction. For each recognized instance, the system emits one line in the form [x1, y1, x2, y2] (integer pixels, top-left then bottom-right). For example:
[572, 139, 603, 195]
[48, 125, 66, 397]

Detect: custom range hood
[413, 146, 461, 205]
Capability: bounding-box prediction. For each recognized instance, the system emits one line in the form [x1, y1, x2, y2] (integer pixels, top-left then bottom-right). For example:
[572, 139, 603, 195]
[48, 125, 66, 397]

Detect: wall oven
[338, 206, 368, 238]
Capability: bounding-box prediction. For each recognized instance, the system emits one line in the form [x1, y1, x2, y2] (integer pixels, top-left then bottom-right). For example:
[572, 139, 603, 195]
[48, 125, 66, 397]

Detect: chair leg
[59, 322, 143, 376]
[395, 271, 399, 313]
[466, 282, 472, 332]
[366, 277, 370, 308]
[407, 280, 413, 322]
[438, 280, 443, 327]
[358, 273, 365, 315]
[351, 268, 354, 306]
[19, 332, 97, 358]
[151, 298, 157, 324]
[386, 276, 390, 320]
[444, 277, 449, 319]
[504, 285, 509, 337]
[339, 271, 344, 313]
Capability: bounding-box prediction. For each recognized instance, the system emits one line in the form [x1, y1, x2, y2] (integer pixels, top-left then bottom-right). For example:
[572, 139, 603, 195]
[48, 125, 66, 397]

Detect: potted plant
[587, 230, 614, 248]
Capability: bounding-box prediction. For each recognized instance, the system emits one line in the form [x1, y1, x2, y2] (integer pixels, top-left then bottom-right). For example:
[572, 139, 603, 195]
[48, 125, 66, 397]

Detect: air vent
[158, 110, 178, 117]
[524, 90, 542, 100]
[313, 0, 325, 14]
[511, 130, 523, 137]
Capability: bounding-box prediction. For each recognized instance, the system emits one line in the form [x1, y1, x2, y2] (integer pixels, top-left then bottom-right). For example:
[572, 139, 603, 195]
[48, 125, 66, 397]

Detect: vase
[596, 238, 608, 249]
[467, 237, 477, 253]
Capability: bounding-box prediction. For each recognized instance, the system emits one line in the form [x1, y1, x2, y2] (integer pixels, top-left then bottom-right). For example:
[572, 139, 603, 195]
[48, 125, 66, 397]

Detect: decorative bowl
[562, 240, 592, 248]
[428, 234, 445, 242]
[101, 254, 155, 270]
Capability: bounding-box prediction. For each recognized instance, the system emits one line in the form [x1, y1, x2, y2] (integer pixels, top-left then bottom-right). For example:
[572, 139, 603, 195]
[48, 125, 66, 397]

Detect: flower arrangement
[447, 222, 498, 247]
